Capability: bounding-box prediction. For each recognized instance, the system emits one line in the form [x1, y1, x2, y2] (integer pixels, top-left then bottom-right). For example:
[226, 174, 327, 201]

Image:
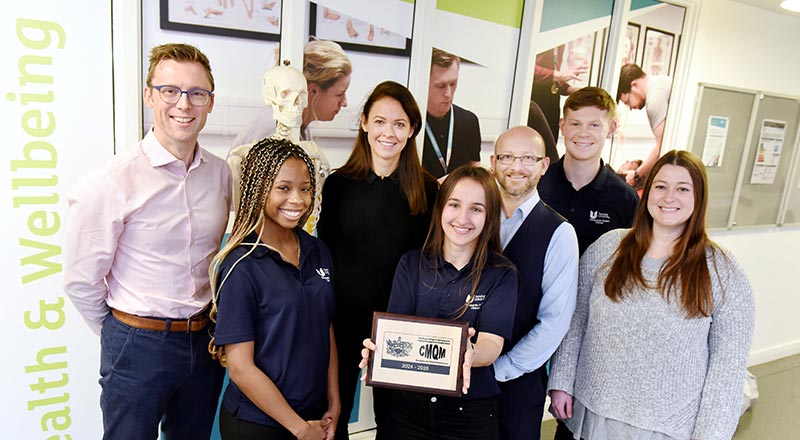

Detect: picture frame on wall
[623, 22, 641, 65]
[642, 27, 674, 76]
[563, 32, 597, 89]
[160, 0, 281, 41]
[309, 3, 411, 57]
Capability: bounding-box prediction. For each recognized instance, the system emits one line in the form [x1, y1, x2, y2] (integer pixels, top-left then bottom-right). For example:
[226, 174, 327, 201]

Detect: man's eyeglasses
[151, 85, 213, 106]
[495, 154, 545, 166]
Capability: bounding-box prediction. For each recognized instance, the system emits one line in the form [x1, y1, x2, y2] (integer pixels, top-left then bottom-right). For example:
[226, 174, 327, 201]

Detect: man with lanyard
[63, 43, 231, 439]
[422, 48, 482, 181]
[491, 126, 579, 440]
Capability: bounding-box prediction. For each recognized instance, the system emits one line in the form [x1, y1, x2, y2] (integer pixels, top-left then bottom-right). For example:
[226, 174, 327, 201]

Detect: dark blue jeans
[99, 313, 225, 440]
[498, 371, 547, 440]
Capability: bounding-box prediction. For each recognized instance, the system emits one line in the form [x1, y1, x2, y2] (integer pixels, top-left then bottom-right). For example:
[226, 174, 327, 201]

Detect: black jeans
[389, 390, 499, 440]
[219, 406, 295, 440]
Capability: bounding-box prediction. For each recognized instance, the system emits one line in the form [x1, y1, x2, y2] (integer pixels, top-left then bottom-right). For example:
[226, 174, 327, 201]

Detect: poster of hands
[162, 0, 282, 40]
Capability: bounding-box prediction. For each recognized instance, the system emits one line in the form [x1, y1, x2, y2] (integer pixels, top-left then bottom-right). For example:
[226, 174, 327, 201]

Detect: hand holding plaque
[360, 312, 471, 397]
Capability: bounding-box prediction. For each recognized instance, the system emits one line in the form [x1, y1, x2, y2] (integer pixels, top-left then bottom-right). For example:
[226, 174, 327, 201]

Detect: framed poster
[366, 312, 468, 397]
[160, 0, 281, 41]
[642, 27, 674, 76]
[622, 22, 641, 65]
[309, 3, 411, 56]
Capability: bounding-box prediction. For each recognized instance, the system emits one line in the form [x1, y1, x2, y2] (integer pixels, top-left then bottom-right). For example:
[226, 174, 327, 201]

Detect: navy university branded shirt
[387, 249, 518, 399]
[214, 230, 335, 427]
[538, 158, 639, 255]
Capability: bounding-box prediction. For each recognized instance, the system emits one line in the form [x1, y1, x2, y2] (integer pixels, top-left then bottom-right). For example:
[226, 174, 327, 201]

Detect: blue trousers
[498, 370, 547, 440]
[99, 313, 225, 440]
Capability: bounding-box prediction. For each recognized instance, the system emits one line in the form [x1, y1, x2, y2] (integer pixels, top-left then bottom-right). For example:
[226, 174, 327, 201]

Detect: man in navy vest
[491, 126, 579, 440]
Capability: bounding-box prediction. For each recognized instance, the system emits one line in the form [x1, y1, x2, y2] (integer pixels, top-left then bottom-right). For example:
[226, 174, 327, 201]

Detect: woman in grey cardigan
[548, 150, 754, 440]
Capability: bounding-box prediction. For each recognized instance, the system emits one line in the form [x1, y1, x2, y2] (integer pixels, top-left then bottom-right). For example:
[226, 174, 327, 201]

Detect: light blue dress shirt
[494, 190, 579, 382]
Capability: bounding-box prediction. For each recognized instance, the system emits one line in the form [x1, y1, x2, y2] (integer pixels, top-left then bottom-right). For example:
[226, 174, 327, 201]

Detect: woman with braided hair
[209, 138, 339, 440]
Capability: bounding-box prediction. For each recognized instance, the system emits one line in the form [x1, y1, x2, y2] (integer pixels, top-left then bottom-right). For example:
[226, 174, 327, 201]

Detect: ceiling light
[781, 0, 800, 12]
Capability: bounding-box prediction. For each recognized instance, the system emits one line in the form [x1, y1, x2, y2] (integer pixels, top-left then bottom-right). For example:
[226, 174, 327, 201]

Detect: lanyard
[425, 109, 454, 173]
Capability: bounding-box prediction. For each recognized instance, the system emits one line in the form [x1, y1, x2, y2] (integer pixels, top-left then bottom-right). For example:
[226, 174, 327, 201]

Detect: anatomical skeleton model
[227, 61, 330, 235]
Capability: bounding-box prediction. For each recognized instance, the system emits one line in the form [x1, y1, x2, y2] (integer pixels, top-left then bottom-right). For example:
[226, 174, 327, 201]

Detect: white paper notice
[702, 116, 729, 167]
[750, 119, 786, 184]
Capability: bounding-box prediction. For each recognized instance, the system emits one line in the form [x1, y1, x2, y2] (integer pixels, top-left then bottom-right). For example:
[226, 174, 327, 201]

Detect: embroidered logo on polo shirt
[589, 210, 611, 225]
[468, 294, 486, 310]
[316, 268, 330, 282]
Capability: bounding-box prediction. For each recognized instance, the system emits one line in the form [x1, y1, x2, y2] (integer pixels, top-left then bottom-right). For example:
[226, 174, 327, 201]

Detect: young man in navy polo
[490, 126, 579, 440]
[538, 86, 639, 256]
[539, 88, 639, 440]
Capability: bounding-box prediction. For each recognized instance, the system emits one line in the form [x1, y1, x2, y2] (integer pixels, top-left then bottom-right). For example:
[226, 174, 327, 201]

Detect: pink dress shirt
[63, 130, 232, 334]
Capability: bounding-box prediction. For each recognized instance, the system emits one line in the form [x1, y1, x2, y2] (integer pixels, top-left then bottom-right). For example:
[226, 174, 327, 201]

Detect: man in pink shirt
[63, 43, 231, 440]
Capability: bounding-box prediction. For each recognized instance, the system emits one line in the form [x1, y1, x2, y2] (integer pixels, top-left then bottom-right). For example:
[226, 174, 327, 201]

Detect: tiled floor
[733, 354, 800, 439]
[350, 354, 800, 439]
[542, 354, 800, 439]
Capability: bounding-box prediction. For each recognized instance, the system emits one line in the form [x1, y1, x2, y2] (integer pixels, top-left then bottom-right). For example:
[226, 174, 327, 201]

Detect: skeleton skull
[262, 63, 308, 129]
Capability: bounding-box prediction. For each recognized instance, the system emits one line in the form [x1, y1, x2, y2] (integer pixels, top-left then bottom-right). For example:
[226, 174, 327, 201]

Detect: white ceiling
[729, 0, 800, 18]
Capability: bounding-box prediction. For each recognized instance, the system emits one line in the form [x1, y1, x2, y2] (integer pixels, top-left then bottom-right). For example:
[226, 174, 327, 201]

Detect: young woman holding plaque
[359, 165, 519, 440]
[209, 139, 339, 440]
[548, 150, 755, 440]
[318, 80, 438, 439]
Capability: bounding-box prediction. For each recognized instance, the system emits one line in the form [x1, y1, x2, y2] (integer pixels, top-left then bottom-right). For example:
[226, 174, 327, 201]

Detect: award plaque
[366, 312, 469, 397]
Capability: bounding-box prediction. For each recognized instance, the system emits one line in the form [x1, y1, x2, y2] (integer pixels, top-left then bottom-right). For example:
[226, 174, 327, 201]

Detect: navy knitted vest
[503, 201, 566, 348]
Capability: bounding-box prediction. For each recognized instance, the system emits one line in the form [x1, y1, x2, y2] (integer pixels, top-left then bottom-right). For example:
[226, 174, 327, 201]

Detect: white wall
[677, 0, 800, 365]
[4, 3, 114, 438]
[133, 0, 800, 369]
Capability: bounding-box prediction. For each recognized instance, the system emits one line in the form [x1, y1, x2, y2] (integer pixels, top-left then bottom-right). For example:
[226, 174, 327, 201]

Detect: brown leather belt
[111, 308, 209, 333]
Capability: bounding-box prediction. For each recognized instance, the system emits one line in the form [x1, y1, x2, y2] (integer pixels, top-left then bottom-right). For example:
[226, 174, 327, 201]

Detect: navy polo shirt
[214, 230, 335, 427]
[538, 158, 639, 255]
[387, 249, 518, 399]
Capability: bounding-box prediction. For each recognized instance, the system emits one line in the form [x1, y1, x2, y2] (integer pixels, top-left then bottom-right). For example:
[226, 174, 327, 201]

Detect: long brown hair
[422, 165, 507, 319]
[604, 150, 719, 317]
[208, 138, 316, 364]
[337, 80, 431, 214]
